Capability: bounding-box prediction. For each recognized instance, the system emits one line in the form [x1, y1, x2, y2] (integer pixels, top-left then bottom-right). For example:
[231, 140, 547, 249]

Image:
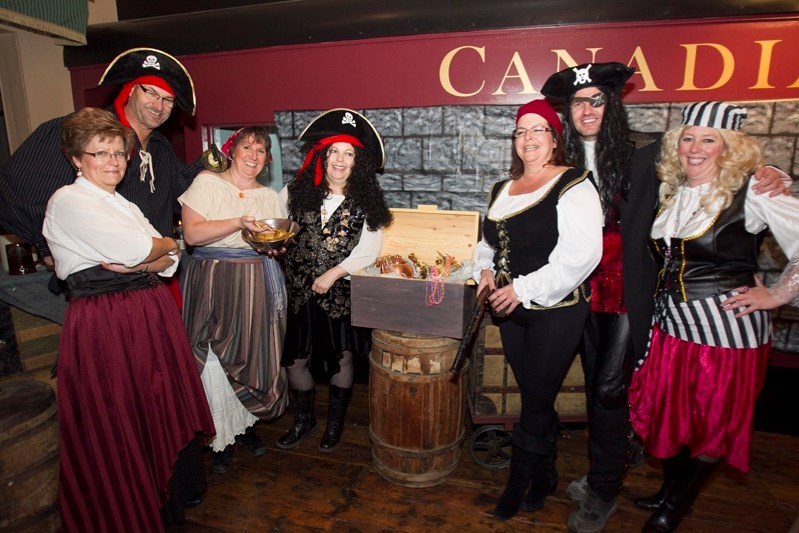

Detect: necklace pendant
[239, 192, 245, 199]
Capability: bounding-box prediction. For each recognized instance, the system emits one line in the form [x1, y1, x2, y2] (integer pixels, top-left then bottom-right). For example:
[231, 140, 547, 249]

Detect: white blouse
[474, 173, 603, 308]
[43, 176, 178, 279]
[651, 179, 799, 261]
[651, 178, 799, 305]
[178, 171, 285, 249]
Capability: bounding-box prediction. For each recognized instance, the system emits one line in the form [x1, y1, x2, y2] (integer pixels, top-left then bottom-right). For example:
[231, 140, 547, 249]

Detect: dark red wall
[68, 15, 799, 161]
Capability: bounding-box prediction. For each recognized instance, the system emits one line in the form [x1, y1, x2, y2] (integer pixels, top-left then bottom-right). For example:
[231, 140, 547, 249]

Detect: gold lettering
[550, 48, 604, 71]
[627, 47, 662, 92]
[750, 40, 781, 89]
[678, 43, 734, 91]
[439, 46, 486, 97]
[550, 48, 602, 72]
[492, 52, 536, 96]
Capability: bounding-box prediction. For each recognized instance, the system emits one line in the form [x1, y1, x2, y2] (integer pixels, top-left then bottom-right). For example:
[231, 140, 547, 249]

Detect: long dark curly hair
[562, 86, 633, 224]
[287, 143, 393, 231]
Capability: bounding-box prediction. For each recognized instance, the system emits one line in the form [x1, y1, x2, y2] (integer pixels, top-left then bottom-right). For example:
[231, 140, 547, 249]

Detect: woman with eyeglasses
[473, 99, 602, 521]
[42, 107, 215, 532]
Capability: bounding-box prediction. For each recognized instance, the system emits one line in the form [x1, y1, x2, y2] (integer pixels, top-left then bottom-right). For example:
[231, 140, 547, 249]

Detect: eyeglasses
[571, 92, 606, 109]
[84, 151, 129, 164]
[512, 126, 553, 138]
[138, 85, 176, 108]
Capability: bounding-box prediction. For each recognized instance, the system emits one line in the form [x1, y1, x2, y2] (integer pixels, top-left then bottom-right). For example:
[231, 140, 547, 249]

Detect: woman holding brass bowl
[277, 109, 392, 453]
[474, 99, 602, 521]
[42, 108, 214, 531]
[179, 127, 288, 474]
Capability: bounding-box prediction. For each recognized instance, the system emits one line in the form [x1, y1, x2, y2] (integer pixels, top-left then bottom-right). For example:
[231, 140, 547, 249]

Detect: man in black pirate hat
[540, 63, 789, 533]
[0, 47, 202, 276]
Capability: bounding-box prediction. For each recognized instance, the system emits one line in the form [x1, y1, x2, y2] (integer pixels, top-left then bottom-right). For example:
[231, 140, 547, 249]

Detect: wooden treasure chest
[351, 205, 479, 339]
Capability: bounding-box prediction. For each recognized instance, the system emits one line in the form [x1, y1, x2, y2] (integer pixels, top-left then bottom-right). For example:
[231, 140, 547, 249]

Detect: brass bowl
[241, 218, 299, 252]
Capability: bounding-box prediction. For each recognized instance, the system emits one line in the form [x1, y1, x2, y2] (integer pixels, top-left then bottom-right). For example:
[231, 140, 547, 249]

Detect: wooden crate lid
[380, 205, 480, 264]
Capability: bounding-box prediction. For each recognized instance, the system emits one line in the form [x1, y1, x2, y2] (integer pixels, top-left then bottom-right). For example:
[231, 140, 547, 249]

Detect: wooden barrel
[0, 380, 59, 532]
[369, 330, 467, 487]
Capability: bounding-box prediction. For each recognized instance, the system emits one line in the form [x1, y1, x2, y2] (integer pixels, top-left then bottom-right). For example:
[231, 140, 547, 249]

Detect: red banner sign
[434, 16, 799, 104]
[69, 14, 799, 153]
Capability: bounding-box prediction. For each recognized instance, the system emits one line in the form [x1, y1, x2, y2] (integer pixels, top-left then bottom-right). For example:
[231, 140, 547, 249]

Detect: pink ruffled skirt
[629, 324, 770, 472]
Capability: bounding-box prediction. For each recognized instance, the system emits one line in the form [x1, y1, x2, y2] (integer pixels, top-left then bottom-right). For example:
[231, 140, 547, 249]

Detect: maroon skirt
[629, 324, 769, 472]
[58, 283, 215, 532]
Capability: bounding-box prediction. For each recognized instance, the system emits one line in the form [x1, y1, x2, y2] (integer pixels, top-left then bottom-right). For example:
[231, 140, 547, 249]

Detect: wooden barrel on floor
[368, 330, 466, 487]
[0, 379, 59, 532]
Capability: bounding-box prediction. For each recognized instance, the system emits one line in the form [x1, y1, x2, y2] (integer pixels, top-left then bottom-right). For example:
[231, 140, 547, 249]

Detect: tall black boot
[643, 458, 719, 533]
[493, 426, 542, 521]
[319, 385, 352, 452]
[635, 448, 689, 510]
[520, 425, 558, 512]
[275, 388, 317, 449]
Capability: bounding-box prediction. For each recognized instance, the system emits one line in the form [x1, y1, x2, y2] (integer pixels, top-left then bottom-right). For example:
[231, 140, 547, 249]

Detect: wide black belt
[65, 265, 160, 299]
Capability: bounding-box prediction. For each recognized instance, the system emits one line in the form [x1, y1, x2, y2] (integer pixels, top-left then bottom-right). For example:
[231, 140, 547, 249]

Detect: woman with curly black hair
[277, 108, 392, 453]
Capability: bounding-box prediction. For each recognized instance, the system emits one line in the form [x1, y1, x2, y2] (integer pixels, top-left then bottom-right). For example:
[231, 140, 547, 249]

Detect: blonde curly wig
[657, 125, 763, 211]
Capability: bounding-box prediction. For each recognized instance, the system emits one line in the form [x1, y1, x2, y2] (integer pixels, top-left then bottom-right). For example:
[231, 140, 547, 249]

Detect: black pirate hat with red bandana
[98, 47, 196, 116]
[298, 109, 385, 186]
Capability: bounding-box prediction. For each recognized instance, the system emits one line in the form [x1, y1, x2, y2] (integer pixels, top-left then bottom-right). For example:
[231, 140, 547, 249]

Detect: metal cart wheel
[470, 425, 512, 469]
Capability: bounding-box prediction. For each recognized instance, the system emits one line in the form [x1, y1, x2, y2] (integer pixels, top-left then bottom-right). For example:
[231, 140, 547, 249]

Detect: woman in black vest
[475, 99, 603, 521]
[629, 101, 799, 532]
[277, 109, 392, 453]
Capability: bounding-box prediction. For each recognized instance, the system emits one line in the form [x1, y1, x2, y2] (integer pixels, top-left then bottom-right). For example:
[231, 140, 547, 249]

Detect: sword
[449, 285, 491, 375]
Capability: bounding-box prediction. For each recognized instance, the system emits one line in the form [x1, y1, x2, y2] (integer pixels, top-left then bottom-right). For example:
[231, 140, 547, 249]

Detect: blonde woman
[629, 101, 799, 533]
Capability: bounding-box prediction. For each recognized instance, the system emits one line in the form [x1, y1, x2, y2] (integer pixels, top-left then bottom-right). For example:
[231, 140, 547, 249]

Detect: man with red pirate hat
[0, 47, 201, 308]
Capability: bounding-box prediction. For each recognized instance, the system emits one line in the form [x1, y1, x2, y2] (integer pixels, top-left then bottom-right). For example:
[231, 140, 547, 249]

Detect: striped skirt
[183, 251, 288, 421]
[629, 291, 771, 472]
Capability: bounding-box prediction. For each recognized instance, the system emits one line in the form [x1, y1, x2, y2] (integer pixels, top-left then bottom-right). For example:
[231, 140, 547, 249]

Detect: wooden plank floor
[176, 383, 799, 532]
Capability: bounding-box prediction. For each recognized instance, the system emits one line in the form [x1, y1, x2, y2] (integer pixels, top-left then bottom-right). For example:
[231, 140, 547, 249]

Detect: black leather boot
[635, 449, 689, 510]
[643, 458, 719, 533]
[319, 385, 352, 452]
[236, 425, 267, 456]
[520, 426, 558, 513]
[493, 426, 541, 521]
[212, 444, 235, 474]
[276, 388, 317, 449]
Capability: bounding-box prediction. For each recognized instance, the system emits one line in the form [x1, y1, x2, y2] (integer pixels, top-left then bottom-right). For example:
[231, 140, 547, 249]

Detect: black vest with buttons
[483, 168, 591, 305]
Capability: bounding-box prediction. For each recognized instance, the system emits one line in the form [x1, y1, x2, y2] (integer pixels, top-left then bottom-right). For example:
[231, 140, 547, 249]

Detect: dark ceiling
[64, 0, 799, 67]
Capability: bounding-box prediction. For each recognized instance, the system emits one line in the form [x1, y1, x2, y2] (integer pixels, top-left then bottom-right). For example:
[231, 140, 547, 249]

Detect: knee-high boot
[276, 388, 318, 449]
[643, 458, 719, 533]
[319, 385, 352, 452]
[520, 425, 559, 512]
[494, 426, 547, 521]
[635, 448, 689, 510]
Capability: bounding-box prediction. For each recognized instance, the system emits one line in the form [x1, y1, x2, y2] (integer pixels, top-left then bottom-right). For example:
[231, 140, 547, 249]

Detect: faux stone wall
[275, 100, 799, 353]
